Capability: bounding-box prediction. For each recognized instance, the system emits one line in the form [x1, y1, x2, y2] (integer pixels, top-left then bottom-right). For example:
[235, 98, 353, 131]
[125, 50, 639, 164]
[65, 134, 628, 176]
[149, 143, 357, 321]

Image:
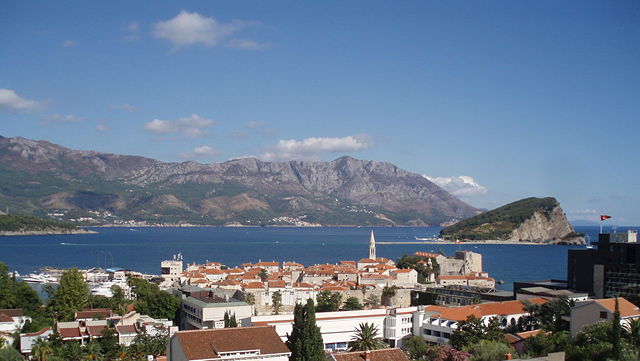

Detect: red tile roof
[75, 308, 111, 320]
[426, 298, 547, 322]
[116, 325, 138, 335]
[414, 251, 440, 258]
[243, 282, 265, 289]
[58, 327, 83, 338]
[593, 298, 640, 318]
[0, 309, 24, 318]
[23, 327, 51, 337]
[331, 348, 410, 361]
[268, 280, 287, 288]
[87, 325, 108, 337]
[174, 326, 291, 360]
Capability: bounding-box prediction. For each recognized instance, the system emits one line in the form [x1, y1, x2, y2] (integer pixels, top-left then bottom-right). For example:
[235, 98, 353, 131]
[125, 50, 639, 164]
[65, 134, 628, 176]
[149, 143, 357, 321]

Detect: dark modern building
[567, 231, 639, 299]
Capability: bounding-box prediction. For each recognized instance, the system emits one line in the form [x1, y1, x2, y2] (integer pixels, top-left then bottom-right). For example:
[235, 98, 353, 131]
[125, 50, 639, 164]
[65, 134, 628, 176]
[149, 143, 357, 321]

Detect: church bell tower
[369, 230, 376, 260]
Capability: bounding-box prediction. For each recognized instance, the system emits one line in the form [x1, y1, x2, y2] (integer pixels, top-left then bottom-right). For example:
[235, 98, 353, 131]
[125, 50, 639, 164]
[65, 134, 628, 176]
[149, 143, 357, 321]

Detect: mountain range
[0, 136, 479, 226]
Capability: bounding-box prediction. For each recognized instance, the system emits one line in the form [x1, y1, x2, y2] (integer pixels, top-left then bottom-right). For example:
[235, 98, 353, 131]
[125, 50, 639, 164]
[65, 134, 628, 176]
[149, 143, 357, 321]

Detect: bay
[0, 225, 630, 291]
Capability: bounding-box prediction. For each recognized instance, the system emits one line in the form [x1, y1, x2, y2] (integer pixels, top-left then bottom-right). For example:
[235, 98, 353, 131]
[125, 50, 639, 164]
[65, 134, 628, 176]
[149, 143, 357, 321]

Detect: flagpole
[600, 219, 603, 234]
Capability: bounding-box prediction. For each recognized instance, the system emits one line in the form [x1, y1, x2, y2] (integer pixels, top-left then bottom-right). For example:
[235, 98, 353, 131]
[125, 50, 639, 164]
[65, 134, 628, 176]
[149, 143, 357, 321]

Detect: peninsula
[0, 214, 96, 236]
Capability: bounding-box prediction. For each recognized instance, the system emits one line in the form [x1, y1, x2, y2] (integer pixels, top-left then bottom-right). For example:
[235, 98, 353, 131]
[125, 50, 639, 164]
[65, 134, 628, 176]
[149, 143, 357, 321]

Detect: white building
[181, 289, 253, 330]
[167, 326, 291, 361]
[417, 298, 547, 344]
[161, 253, 184, 286]
[19, 327, 53, 356]
[570, 297, 640, 337]
[251, 308, 389, 351]
[0, 309, 30, 334]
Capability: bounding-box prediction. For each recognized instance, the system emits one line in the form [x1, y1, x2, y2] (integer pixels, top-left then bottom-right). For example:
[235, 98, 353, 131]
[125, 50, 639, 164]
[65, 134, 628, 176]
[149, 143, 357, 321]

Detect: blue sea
[0, 225, 634, 291]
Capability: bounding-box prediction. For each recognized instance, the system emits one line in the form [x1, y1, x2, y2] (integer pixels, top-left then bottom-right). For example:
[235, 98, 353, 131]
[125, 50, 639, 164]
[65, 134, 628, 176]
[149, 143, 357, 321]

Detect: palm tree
[348, 323, 388, 351]
[32, 338, 53, 361]
[625, 318, 640, 350]
[83, 341, 104, 361]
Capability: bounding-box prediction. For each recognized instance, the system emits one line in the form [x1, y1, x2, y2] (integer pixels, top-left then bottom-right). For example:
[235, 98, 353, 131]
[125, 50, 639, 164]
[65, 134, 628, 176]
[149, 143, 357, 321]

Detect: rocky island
[440, 197, 584, 244]
[0, 214, 96, 236]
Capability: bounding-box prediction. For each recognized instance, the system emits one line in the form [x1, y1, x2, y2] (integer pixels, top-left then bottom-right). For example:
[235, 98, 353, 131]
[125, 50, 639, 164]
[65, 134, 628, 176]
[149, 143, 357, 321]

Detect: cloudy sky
[1, 1, 639, 224]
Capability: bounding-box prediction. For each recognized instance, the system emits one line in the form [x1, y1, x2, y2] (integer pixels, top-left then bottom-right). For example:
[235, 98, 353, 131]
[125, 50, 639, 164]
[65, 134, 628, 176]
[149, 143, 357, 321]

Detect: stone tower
[369, 230, 377, 260]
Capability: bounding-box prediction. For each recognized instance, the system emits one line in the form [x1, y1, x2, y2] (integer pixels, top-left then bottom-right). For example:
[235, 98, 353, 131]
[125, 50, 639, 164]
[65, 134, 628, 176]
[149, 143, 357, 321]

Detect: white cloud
[96, 124, 110, 133]
[424, 175, 488, 197]
[0, 89, 42, 112]
[42, 113, 85, 124]
[261, 135, 373, 161]
[227, 38, 270, 50]
[144, 119, 178, 134]
[112, 103, 137, 112]
[143, 114, 214, 138]
[62, 40, 77, 48]
[179, 145, 219, 159]
[153, 11, 243, 48]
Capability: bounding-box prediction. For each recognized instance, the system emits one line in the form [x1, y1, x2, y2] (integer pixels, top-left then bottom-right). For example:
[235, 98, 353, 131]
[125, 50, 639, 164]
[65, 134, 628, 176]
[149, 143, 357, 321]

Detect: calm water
[0, 225, 632, 291]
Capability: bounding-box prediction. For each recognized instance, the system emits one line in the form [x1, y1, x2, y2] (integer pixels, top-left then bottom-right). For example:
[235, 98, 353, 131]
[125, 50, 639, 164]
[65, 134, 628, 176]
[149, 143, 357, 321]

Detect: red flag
[600, 215, 611, 221]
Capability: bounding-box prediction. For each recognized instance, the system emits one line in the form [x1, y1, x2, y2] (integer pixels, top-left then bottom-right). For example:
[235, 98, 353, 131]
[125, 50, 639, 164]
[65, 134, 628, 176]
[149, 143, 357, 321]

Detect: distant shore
[0, 228, 98, 237]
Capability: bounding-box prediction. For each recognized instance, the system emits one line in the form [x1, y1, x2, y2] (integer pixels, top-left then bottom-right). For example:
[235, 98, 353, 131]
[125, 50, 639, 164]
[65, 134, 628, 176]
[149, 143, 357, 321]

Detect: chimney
[364, 350, 371, 361]
[504, 353, 512, 360]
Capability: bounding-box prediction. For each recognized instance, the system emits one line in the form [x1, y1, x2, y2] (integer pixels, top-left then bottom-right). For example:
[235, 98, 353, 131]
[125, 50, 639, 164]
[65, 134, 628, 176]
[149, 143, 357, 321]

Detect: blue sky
[1, 1, 639, 224]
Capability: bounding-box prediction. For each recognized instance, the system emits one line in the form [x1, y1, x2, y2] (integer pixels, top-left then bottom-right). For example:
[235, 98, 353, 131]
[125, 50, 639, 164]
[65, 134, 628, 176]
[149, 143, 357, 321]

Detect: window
[600, 311, 608, 319]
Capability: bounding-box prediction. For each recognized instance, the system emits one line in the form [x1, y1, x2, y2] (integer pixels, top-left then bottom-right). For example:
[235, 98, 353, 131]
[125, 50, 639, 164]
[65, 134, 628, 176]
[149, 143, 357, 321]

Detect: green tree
[343, 297, 363, 311]
[348, 323, 388, 351]
[98, 328, 121, 361]
[0, 347, 23, 361]
[522, 297, 573, 332]
[316, 291, 341, 312]
[613, 298, 622, 361]
[449, 315, 486, 350]
[286, 299, 324, 361]
[272, 291, 283, 315]
[624, 318, 640, 350]
[382, 285, 397, 297]
[566, 321, 614, 361]
[224, 310, 238, 327]
[83, 340, 104, 361]
[523, 331, 571, 357]
[32, 338, 54, 361]
[463, 340, 514, 361]
[403, 336, 428, 360]
[0, 261, 42, 314]
[129, 277, 180, 322]
[259, 269, 269, 282]
[364, 293, 380, 308]
[50, 268, 89, 321]
[245, 293, 256, 306]
[127, 331, 169, 358]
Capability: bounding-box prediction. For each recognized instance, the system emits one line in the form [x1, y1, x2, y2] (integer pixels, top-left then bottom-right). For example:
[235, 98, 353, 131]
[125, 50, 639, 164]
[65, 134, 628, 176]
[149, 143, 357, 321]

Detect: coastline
[0, 229, 98, 237]
[377, 240, 550, 245]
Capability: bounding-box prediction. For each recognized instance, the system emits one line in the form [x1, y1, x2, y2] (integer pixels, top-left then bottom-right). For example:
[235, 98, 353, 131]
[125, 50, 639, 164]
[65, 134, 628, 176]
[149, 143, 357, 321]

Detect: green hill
[0, 214, 79, 234]
[440, 197, 560, 240]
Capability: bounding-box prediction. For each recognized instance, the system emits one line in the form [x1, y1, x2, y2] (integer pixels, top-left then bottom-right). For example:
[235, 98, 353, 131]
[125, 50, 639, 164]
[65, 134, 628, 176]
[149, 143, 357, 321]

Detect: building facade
[568, 232, 640, 299]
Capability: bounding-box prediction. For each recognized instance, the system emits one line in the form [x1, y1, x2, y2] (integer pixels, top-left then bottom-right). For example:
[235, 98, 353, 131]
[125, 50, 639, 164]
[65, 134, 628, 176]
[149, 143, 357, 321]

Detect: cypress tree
[286, 299, 325, 361]
[286, 303, 305, 361]
[612, 297, 621, 360]
[230, 312, 238, 327]
[302, 299, 325, 361]
[224, 310, 230, 328]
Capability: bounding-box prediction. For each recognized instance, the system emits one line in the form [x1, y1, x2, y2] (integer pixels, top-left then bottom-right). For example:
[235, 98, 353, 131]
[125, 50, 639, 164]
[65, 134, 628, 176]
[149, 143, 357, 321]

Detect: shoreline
[0, 229, 98, 237]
